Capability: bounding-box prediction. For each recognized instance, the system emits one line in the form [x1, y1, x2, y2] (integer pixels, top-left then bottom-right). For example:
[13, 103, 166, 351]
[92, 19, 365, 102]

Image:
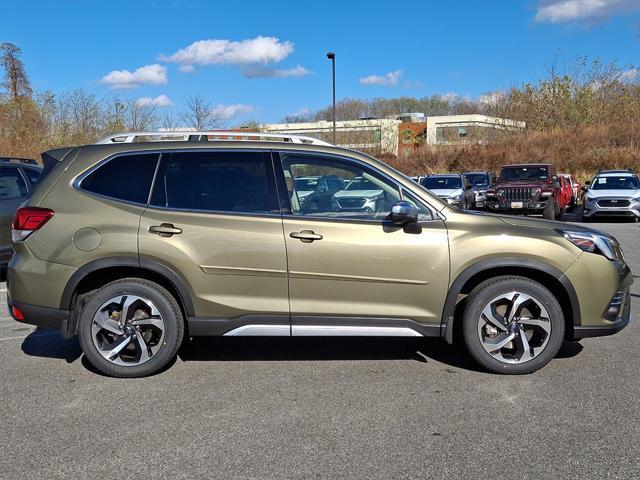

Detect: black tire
[462, 276, 565, 375]
[78, 278, 184, 378]
[542, 200, 555, 220]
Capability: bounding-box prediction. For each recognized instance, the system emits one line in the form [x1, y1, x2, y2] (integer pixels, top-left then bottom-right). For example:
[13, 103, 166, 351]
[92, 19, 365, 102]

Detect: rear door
[138, 150, 289, 331]
[0, 166, 29, 263]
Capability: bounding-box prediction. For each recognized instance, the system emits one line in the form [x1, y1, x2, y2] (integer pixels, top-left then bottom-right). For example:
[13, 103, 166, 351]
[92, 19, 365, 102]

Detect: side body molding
[440, 258, 581, 344]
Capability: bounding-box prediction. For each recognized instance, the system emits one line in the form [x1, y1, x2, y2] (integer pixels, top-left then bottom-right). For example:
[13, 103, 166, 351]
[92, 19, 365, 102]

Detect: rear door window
[80, 153, 160, 204]
[150, 151, 275, 214]
[0, 166, 28, 199]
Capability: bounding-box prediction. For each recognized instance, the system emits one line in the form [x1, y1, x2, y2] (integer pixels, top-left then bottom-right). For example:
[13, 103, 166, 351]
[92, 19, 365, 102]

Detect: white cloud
[535, 0, 640, 24]
[160, 36, 294, 69]
[620, 68, 640, 83]
[211, 103, 254, 120]
[135, 94, 173, 107]
[100, 64, 167, 90]
[242, 65, 312, 78]
[359, 70, 403, 86]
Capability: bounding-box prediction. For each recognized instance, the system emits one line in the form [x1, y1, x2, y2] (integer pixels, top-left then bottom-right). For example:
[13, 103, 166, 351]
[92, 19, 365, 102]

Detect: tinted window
[500, 166, 549, 180]
[464, 173, 489, 187]
[0, 166, 28, 199]
[151, 151, 271, 213]
[591, 176, 640, 190]
[81, 153, 159, 204]
[421, 176, 462, 189]
[23, 167, 42, 185]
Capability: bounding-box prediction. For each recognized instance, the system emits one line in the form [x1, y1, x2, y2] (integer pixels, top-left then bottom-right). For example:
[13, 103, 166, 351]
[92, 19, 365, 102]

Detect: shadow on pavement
[21, 328, 82, 364]
[178, 336, 583, 372]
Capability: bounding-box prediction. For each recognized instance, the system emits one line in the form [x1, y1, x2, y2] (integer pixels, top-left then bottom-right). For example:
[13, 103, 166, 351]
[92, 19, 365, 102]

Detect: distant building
[260, 118, 402, 156]
[260, 114, 524, 157]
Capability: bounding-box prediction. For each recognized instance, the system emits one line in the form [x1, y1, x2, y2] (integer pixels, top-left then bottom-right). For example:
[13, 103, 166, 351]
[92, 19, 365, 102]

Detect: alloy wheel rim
[477, 291, 551, 364]
[91, 295, 165, 367]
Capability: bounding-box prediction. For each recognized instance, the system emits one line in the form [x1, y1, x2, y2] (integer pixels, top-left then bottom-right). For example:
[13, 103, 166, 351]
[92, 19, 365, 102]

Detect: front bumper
[573, 289, 631, 339]
[486, 199, 549, 212]
[582, 199, 640, 218]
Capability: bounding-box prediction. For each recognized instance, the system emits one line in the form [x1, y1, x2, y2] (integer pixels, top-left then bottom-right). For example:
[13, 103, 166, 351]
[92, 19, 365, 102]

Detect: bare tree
[127, 98, 158, 131]
[161, 111, 177, 130]
[0, 43, 32, 99]
[179, 93, 221, 130]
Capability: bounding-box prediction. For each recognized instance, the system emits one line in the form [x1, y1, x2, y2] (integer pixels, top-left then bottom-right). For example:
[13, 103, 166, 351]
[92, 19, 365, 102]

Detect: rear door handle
[289, 230, 323, 243]
[149, 223, 182, 237]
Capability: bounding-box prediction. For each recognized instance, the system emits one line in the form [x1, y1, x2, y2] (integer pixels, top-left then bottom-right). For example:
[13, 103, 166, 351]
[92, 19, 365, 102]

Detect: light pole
[326, 51, 336, 144]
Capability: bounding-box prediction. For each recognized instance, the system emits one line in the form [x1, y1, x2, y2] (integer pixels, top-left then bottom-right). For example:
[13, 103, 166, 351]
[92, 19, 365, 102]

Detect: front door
[139, 150, 289, 334]
[276, 152, 450, 335]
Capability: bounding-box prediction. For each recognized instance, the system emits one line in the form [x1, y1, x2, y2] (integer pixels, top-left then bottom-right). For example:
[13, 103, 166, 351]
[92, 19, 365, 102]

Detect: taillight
[11, 206, 54, 242]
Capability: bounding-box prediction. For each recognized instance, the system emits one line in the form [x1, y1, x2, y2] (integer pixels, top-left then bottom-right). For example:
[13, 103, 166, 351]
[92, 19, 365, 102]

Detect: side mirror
[390, 201, 418, 225]
[581, 185, 588, 192]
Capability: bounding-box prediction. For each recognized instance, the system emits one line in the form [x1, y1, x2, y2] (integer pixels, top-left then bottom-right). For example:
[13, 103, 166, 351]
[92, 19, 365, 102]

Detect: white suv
[583, 170, 640, 221]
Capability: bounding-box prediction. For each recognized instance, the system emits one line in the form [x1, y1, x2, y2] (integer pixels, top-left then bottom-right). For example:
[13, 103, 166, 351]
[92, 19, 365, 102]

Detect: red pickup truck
[486, 164, 570, 220]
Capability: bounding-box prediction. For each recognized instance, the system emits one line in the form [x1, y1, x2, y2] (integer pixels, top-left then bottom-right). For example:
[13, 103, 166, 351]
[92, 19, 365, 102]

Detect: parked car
[331, 176, 391, 213]
[294, 175, 344, 212]
[559, 174, 581, 208]
[7, 132, 632, 377]
[487, 163, 569, 220]
[0, 158, 42, 269]
[463, 171, 495, 209]
[557, 174, 575, 211]
[420, 174, 474, 210]
[582, 170, 640, 221]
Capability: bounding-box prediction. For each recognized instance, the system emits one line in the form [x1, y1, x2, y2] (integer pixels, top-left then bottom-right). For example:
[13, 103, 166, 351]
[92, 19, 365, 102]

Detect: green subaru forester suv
[6, 132, 633, 377]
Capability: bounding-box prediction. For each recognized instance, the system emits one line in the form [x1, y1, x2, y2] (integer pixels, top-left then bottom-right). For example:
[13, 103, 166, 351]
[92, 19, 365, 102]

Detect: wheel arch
[61, 256, 195, 336]
[441, 258, 580, 344]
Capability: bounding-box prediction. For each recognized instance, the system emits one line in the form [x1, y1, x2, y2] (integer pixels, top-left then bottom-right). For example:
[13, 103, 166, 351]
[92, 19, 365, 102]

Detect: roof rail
[596, 168, 634, 174]
[0, 157, 38, 165]
[95, 131, 333, 147]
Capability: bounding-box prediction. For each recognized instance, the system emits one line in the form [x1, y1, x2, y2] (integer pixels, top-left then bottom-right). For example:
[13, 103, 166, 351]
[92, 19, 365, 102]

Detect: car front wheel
[78, 278, 184, 378]
[462, 276, 565, 374]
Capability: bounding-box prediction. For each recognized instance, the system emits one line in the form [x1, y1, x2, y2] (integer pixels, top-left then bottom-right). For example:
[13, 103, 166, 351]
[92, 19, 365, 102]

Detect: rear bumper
[8, 299, 70, 333]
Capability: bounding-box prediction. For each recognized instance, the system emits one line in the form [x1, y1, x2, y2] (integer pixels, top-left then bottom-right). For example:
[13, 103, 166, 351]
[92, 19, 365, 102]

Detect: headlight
[559, 229, 624, 261]
[497, 189, 505, 197]
[455, 194, 464, 201]
[531, 188, 541, 198]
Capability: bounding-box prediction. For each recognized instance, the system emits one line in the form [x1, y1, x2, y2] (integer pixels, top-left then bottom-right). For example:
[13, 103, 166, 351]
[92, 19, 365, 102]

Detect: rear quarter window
[80, 153, 159, 204]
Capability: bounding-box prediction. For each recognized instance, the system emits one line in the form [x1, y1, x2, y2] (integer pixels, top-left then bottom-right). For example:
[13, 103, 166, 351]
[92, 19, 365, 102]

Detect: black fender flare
[440, 258, 580, 343]
[60, 255, 195, 317]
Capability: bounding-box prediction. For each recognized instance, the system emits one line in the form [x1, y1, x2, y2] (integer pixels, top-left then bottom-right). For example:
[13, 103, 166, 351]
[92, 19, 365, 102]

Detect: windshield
[591, 176, 640, 190]
[345, 178, 377, 191]
[421, 176, 462, 189]
[294, 177, 318, 191]
[500, 166, 548, 181]
[464, 173, 489, 187]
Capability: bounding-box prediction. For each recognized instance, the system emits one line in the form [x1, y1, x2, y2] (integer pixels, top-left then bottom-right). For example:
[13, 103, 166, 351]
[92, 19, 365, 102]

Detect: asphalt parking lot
[1, 213, 638, 479]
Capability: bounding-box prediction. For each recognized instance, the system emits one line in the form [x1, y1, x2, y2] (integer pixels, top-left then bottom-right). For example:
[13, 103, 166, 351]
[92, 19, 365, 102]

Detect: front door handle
[149, 223, 183, 237]
[290, 230, 323, 243]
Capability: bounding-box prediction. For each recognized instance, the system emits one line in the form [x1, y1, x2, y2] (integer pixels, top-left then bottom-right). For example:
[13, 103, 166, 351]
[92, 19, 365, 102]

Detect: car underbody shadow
[21, 328, 82, 363]
[178, 336, 488, 372]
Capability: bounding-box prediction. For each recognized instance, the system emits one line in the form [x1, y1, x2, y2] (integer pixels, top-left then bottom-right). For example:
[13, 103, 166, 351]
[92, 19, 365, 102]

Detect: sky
[3, 0, 640, 125]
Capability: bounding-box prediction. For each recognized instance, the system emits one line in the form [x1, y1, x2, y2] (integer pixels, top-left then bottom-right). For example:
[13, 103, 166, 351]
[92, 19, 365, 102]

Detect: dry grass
[383, 123, 640, 181]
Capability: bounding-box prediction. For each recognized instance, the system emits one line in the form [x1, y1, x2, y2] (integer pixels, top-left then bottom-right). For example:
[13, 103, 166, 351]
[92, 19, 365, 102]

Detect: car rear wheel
[462, 276, 565, 374]
[78, 278, 184, 378]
